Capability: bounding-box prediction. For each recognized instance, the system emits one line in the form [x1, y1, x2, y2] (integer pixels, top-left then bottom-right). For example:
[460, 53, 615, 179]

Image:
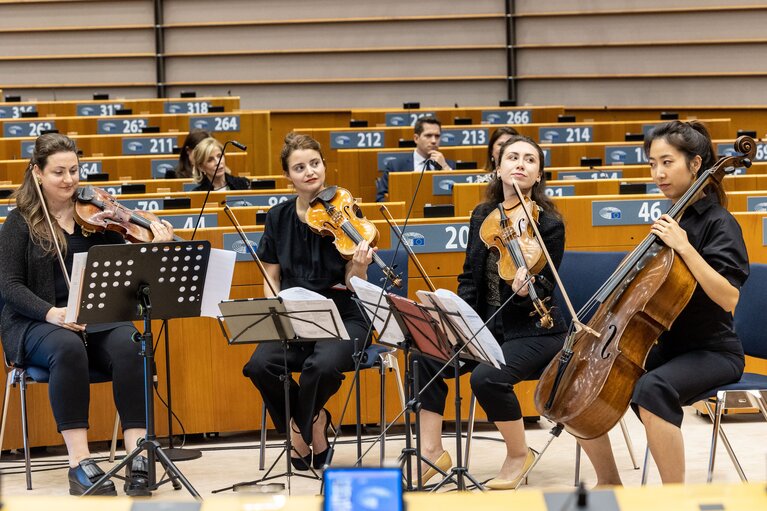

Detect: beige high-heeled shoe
[422, 450, 452, 484]
[485, 447, 537, 490]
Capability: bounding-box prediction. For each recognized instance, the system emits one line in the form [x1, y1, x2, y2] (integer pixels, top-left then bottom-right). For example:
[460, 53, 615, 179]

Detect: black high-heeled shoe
[312, 408, 333, 470]
[290, 422, 312, 471]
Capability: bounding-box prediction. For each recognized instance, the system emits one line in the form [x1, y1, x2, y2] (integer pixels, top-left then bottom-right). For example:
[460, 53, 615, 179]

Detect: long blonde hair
[191, 137, 230, 184]
[12, 133, 79, 256]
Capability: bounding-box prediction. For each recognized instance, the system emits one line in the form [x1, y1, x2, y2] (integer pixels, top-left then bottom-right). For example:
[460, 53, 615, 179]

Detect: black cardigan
[456, 202, 567, 340]
[0, 208, 62, 365]
[192, 173, 251, 192]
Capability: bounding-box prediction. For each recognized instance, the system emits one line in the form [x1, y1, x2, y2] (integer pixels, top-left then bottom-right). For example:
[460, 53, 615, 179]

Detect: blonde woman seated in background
[191, 137, 251, 191]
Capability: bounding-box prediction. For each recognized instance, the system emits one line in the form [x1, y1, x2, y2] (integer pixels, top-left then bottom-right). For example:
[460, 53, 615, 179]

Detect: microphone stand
[163, 139, 247, 461]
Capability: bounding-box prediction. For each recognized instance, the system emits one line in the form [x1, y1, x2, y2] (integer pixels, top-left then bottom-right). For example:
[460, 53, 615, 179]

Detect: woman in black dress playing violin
[243, 133, 374, 471]
[416, 135, 567, 489]
[578, 121, 749, 485]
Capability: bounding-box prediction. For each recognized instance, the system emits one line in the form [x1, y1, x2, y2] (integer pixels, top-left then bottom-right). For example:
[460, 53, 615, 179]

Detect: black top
[192, 173, 251, 192]
[659, 194, 749, 353]
[457, 202, 567, 340]
[53, 223, 124, 307]
[256, 198, 348, 295]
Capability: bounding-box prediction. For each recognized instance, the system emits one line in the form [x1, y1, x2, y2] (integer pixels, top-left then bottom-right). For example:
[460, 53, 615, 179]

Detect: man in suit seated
[376, 116, 455, 202]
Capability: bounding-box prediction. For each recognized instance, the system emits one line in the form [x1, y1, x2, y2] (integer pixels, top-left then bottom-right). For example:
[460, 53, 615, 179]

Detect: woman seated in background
[191, 137, 251, 191]
[173, 129, 210, 178]
[477, 127, 518, 183]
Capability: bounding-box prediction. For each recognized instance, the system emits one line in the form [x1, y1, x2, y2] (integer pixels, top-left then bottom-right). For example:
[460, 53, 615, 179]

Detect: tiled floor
[1, 407, 765, 500]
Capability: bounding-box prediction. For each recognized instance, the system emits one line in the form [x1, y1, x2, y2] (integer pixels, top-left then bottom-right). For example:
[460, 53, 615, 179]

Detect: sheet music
[64, 252, 88, 323]
[278, 287, 350, 340]
[417, 289, 505, 368]
[201, 248, 236, 318]
[350, 276, 404, 346]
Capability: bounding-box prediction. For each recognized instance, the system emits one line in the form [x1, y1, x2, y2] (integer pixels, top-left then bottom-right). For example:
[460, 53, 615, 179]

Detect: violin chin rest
[312, 186, 337, 203]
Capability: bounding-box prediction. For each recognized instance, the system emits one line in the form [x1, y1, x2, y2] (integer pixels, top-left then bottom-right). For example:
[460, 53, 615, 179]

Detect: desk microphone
[191, 140, 247, 240]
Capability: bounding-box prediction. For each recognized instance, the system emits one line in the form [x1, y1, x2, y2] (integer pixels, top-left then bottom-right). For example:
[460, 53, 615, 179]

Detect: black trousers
[23, 322, 146, 432]
[418, 333, 564, 422]
[631, 342, 744, 427]
[243, 305, 370, 446]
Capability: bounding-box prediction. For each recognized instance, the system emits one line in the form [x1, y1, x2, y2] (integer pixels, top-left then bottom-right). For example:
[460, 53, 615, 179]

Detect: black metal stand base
[163, 446, 202, 462]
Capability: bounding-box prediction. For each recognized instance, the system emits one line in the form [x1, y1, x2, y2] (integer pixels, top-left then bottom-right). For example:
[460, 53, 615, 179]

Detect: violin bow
[221, 203, 279, 297]
[31, 164, 71, 289]
[508, 178, 599, 337]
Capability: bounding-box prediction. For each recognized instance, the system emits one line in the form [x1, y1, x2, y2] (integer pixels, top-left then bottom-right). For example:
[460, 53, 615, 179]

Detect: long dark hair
[484, 126, 519, 171]
[644, 120, 725, 206]
[483, 135, 560, 218]
[13, 133, 79, 256]
[176, 129, 211, 178]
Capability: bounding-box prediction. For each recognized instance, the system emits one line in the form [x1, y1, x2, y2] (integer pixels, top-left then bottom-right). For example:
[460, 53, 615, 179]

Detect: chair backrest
[733, 263, 767, 360]
[552, 251, 627, 325]
[366, 248, 409, 297]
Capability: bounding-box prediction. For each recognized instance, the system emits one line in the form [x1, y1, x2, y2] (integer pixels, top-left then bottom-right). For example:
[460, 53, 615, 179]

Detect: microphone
[190, 140, 247, 240]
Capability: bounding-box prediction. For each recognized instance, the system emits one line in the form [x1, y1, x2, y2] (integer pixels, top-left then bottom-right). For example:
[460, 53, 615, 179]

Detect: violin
[75, 186, 182, 243]
[479, 196, 554, 329]
[306, 186, 403, 288]
[534, 136, 756, 440]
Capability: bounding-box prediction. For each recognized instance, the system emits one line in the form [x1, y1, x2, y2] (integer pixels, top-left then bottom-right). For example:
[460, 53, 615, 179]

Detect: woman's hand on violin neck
[150, 219, 175, 242]
[511, 266, 534, 296]
[351, 240, 375, 269]
[45, 307, 86, 332]
[650, 214, 691, 254]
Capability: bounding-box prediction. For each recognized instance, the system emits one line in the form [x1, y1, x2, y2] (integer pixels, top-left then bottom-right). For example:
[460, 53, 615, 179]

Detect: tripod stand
[213, 294, 348, 494]
[68, 241, 222, 498]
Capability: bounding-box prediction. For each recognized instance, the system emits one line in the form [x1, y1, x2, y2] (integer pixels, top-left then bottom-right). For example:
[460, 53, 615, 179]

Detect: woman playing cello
[0, 134, 175, 496]
[416, 135, 567, 488]
[242, 133, 374, 471]
[578, 121, 749, 485]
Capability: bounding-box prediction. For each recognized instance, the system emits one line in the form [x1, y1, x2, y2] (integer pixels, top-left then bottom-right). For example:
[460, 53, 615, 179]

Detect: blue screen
[323, 467, 403, 511]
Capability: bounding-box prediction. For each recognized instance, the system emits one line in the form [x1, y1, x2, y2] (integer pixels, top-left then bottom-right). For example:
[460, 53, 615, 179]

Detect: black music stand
[70, 241, 209, 499]
[416, 291, 496, 492]
[212, 296, 347, 494]
[385, 293, 454, 491]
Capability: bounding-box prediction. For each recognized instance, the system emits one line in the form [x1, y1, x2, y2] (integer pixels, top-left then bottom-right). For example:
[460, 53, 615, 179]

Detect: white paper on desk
[64, 252, 88, 323]
[278, 287, 350, 340]
[202, 248, 237, 318]
[420, 289, 505, 369]
[350, 276, 404, 346]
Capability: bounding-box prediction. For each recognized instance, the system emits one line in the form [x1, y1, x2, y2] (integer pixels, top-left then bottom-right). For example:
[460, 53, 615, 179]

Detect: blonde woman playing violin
[0, 134, 174, 497]
[243, 133, 374, 472]
[416, 135, 567, 489]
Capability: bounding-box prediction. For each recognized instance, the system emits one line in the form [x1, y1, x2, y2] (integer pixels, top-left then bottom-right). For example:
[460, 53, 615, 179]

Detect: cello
[534, 135, 756, 440]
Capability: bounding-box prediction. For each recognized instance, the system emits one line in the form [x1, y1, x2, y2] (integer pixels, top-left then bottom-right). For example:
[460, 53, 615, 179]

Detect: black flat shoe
[125, 455, 152, 497]
[68, 458, 117, 496]
[312, 409, 333, 470]
[290, 449, 313, 471]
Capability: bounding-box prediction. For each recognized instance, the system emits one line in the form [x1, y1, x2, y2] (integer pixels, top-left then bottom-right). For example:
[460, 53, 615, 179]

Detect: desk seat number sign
[189, 115, 240, 133]
[393, 223, 469, 253]
[3, 120, 56, 137]
[123, 136, 176, 155]
[539, 126, 592, 144]
[592, 199, 672, 226]
[440, 128, 488, 147]
[330, 130, 385, 149]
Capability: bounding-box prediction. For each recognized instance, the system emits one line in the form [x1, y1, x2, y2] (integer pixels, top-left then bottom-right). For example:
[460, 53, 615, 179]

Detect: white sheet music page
[202, 248, 236, 317]
[278, 287, 350, 340]
[64, 252, 88, 323]
[432, 288, 505, 368]
[349, 275, 404, 346]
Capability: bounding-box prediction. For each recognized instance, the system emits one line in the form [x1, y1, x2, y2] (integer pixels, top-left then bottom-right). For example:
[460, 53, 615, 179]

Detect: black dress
[631, 194, 749, 427]
[242, 198, 370, 445]
[191, 173, 251, 192]
[418, 202, 567, 422]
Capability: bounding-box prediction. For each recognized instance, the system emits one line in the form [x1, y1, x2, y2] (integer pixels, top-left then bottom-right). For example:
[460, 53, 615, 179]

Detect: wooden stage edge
[3, 482, 766, 510]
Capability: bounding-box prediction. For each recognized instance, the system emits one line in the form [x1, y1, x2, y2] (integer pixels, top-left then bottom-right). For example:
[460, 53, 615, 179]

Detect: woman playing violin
[242, 133, 374, 471]
[416, 135, 566, 488]
[0, 134, 175, 496]
[578, 121, 748, 485]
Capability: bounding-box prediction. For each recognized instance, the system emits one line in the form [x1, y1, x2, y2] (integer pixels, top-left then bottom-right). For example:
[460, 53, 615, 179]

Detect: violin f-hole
[600, 325, 618, 359]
